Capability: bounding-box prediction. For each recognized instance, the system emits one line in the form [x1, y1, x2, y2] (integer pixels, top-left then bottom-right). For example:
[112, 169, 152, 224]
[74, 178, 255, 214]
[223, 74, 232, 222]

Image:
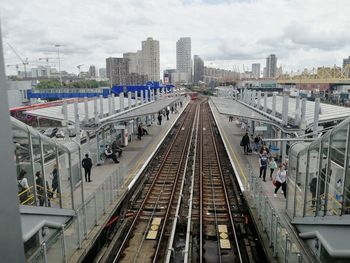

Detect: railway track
[196, 101, 242, 262]
[99, 98, 267, 263]
[111, 102, 198, 263]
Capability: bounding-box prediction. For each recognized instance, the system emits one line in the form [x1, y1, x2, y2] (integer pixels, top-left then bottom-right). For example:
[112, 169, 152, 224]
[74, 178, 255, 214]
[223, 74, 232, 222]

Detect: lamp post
[55, 44, 63, 86]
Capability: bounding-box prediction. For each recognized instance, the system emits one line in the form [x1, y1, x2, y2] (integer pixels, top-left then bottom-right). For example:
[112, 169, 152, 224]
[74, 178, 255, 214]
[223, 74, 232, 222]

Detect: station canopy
[101, 97, 180, 123]
[24, 96, 131, 124]
[266, 96, 350, 126]
[211, 97, 271, 123]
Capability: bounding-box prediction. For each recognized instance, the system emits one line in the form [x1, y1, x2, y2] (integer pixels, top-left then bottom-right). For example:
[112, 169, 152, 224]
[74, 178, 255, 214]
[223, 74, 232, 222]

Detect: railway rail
[97, 98, 267, 263]
[112, 102, 197, 262]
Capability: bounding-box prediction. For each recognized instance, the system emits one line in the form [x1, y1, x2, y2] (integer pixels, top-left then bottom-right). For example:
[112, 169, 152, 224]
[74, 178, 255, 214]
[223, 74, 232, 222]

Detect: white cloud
[2, 0, 350, 76]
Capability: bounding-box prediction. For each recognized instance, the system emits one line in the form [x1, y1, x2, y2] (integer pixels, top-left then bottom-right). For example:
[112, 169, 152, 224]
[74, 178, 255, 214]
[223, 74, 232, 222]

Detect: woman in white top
[274, 164, 287, 198]
[18, 170, 29, 203]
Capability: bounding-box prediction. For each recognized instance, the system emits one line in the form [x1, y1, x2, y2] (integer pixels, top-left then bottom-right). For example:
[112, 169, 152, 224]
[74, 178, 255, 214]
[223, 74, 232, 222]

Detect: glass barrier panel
[265, 203, 273, 240]
[276, 225, 287, 262]
[287, 150, 298, 217]
[305, 145, 320, 217]
[77, 207, 85, 243]
[46, 230, 64, 263]
[58, 150, 73, 209]
[295, 152, 307, 217]
[317, 136, 330, 216]
[12, 125, 35, 206]
[32, 136, 45, 207]
[96, 185, 105, 220]
[64, 219, 79, 259]
[69, 151, 83, 209]
[327, 124, 347, 215]
[27, 247, 45, 263]
[42, 140, 60, 208]
[85, 194, 97, 234]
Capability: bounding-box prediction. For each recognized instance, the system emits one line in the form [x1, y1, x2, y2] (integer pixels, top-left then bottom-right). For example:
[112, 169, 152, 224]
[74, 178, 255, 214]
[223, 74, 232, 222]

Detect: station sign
[255, 126, 268, 131]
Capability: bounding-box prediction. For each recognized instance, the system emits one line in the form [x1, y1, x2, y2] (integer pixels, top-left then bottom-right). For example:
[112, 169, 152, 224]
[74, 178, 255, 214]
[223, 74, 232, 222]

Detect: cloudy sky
[1, 0, 350, 76]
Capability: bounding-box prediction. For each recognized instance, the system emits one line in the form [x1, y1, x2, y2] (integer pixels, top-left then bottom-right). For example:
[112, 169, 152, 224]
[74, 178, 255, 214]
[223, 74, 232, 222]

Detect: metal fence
[248, 168, 304, 263]
[27, 167, 125, 263]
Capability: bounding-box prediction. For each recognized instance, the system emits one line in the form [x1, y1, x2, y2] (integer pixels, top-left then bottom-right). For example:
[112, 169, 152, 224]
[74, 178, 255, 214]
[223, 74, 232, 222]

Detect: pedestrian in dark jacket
[158, 112, 162, 125]
[35, 171, 46, 206]
[309, 177, 317, 206]
[82, 154, 93, 182]
[51, 164, 60, 197]
[241, 133, 250, 154]
[166, 108, 170, 120]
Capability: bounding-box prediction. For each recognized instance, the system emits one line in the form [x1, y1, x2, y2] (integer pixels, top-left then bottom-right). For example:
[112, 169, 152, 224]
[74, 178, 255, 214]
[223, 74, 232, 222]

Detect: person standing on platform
[269, 158, 277, 180]
[274, 164, 287, 198]
[82, 153, 93, 182]
[166, 107, 170, 120]
[259, 151, 268, 181]
[254, 135, 260, 152]
[158, 112, 162, 125]
[309, 176, 317, 207]
[241, 132, 250, 154]
[35, 171, 45, 206]
[51, 164, 60, 198]
[137, 124, 143, 140]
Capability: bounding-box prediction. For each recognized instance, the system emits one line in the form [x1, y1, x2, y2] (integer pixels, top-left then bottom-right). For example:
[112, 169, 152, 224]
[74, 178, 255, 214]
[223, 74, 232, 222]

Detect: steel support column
[0, 24, 25, 262]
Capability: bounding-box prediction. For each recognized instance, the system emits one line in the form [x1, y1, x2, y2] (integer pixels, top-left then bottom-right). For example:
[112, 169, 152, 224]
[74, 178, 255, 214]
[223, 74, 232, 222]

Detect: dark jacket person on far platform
[241, 133, 250, 154]
[82, 154, 93, 182]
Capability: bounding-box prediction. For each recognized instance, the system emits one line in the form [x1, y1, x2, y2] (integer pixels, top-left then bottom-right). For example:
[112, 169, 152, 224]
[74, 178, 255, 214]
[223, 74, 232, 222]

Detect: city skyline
[2, 0, 350, 76]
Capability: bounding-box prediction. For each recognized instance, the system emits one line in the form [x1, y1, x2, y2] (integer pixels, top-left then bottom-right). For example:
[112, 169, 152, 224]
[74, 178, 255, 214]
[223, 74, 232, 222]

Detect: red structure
[187, 92, 198, 100]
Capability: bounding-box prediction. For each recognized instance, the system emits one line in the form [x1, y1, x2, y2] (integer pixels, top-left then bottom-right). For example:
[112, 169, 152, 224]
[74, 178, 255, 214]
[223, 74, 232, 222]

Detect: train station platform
[209, 98, 316, 263]
[67, 97, 191, 261]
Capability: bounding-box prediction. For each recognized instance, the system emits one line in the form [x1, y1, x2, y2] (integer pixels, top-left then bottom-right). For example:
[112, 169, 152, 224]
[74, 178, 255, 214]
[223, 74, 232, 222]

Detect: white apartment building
[176, 37, 192, 82]
[141, 37, 160, 82]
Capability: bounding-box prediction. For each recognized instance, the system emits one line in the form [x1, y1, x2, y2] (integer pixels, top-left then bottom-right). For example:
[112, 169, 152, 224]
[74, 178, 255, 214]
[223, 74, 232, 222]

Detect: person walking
[241, 132, 250, 154]
[259, 151, 268, 181]
[274, 165, 287, 198]
[82, 153, 93, 182]
[158, 112, 162, 125]
[269, 158, 277, 180]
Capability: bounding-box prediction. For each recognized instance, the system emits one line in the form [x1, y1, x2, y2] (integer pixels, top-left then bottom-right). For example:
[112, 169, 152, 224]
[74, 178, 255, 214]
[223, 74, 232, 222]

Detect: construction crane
[7, 43, 29, 78]
[38, 57, 58, 66]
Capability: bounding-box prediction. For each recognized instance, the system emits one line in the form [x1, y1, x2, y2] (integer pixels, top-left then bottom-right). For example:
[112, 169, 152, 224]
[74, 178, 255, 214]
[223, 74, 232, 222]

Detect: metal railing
[248, 168, 305, 263]
[27, 166, 125, 263]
